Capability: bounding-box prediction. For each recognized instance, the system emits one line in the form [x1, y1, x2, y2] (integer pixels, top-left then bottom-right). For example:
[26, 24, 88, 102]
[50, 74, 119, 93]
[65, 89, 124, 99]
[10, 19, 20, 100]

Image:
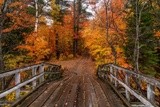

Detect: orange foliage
[18, 26, 54, 62]
[18, 12, 75, 62]
[156, 31, 160, 38]
[3, 0, 34, 33]
[51, 14, 74, 56]
[0, 0, 3, 5]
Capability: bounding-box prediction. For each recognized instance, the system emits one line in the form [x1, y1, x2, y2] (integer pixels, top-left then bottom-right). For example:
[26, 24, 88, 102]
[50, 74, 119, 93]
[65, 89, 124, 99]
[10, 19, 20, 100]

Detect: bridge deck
[18, 59, 125, 107]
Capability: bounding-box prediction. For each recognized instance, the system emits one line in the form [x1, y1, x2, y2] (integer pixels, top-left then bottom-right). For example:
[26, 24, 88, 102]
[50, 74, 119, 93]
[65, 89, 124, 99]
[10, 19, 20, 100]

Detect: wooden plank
[18, 83, 50, 107]
[0, 65, 41, 78]
[39, 66, 45, 83]
[97, 78, 127, 107]
[83, 76, 92, 107]
[86, 76, 98, 107]
[0, 62, 60, 78]
[32, 68, 37, 89]
[110, 66, 113, 83]
[111, 75, 155, 107]
[77, 76, 85, 107]
[29, 81, 61, 107]
[15, 72, 20, 99]
[18, 76, 69, 107]
[42, 76, 74, 107]
[0, 73, 44, 99]
[125, 74, 130, 102]
[52, 76, 78, 107]
[147, 84, 155, 103]
[65, 77, 80, 107]
[90, 76, 110, 107]
[114, 69, 118, 87]
[110, 64, 160, 88]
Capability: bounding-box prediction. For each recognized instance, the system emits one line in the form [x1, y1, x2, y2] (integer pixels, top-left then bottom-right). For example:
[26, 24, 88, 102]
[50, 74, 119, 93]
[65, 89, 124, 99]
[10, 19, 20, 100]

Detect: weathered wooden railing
[97, 64, 160, 107]
[0, 62, 62, 106]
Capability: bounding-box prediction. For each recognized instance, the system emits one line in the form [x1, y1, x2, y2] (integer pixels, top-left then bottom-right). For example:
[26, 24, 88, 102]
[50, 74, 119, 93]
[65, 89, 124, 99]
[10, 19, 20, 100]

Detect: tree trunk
[34, 0, 38, 32]
[104, 0, 117, 64]
[134, 0, 139, 72]
[0, 0, 13, 90]
[134, 0, 147, 72]
[73, 0, 81, 57]
[0, 18, 4, 73]
[73, 0, 76, 56]
[55, 33, 60, 59]
[0, 19, 5, 90]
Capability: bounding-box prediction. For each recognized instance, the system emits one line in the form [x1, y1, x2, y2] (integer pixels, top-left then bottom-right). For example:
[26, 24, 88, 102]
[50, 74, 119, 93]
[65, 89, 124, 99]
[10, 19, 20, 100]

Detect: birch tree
[103, 0, 118, 64]
[34, 0, 38, 32]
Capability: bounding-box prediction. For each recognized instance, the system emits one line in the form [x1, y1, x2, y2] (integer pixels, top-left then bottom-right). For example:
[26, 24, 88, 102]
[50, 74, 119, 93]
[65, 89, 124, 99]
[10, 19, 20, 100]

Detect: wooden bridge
[0, 58, 159, 107]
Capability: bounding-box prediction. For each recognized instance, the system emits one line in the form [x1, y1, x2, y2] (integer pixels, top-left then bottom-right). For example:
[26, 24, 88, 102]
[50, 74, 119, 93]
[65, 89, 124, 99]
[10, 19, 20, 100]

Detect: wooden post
[105, 66, 109, 80]
[15, 72, 20, 99]
[114, 68, 118, 87]
[110, 66, 113, 83]
[125, 73, 130, 102]
[39, 65, 44, 83]
[32, 68, 37, 89]
[147, 84, 155, 103]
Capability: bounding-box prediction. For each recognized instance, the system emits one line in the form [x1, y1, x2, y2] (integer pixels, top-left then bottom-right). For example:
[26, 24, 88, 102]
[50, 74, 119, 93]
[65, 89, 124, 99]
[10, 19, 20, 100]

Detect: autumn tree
[0, 0, 14, 90]
[103, 0, 127, 64]
[2, 0, 35, 65]
[0, 0, 13, 72]
[82, 0, 128, 67]
[18, 25, 53, 62]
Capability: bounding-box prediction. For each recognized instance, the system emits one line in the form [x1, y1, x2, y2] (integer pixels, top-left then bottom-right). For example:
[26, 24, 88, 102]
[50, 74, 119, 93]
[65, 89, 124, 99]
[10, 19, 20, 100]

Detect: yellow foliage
[82, 19, 128, 67]
[6, 92, 15, 102]
[82, 25, 112, 66]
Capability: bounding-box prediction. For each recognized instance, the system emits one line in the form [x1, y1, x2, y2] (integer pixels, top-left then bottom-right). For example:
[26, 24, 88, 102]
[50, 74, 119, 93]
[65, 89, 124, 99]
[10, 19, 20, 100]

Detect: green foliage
[51, 0, 62, 22]
[124, 1, 159, 75]
[2, 30, 24, 55]
[27, 6, 36, 15]
[4, 54, 31, 70]
[38, 0, 44, 4]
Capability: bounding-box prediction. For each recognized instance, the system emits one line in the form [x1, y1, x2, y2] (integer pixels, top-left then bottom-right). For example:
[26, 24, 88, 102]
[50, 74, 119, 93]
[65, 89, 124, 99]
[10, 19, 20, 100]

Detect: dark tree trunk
[73, 0, 81, 57]
[0, 0, 13, 90]
[73, 0, 76, 57]
[55, 33, 60, 59]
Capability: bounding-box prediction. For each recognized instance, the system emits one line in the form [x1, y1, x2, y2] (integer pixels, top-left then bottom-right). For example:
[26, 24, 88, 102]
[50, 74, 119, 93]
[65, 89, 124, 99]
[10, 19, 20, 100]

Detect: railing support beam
[125, 73, 130, 102]
[147, 84, 155, 103]
[32, 68, 37, 89]
[110, 66, 113, 83]
[15, 72, 20, 99]
[114, 68, 118, 87]
[39, 65, 44, 83]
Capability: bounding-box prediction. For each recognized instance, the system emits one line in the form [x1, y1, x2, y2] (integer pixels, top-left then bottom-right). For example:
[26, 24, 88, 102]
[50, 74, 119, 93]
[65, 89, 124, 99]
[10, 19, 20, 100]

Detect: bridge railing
[0, 62, 62, 106]
[97, 64, 160, 107]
